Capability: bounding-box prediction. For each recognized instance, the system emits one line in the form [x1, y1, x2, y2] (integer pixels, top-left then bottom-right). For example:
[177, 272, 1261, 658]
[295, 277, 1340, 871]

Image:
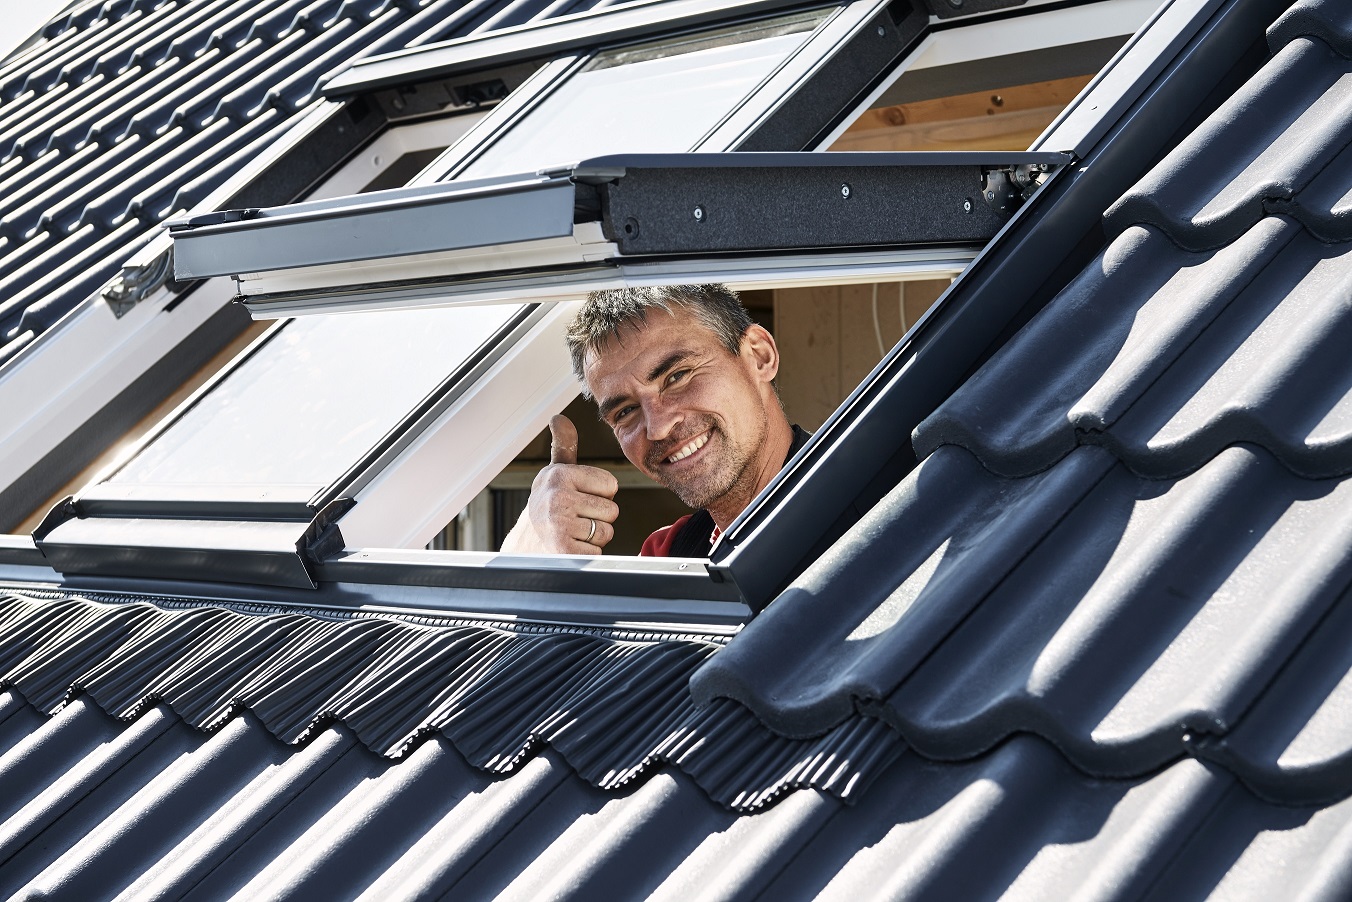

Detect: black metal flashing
[0, 535, 43, 568]
[32, 511, 342, 592]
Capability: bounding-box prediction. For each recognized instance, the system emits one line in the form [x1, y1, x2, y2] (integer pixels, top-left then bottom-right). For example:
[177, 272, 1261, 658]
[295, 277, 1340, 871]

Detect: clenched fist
[499, 414, 620, 555]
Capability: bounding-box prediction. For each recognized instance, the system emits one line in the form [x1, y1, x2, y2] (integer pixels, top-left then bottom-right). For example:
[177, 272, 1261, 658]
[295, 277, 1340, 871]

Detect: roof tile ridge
[1268, 0, 1352, 61]
[0, 673, 906, 813]
[1188, 578, 1352, 809]
[1101, 34, 1352, 252]
[913, 219, 1303, 479]
[1076, 424, 1352, 484]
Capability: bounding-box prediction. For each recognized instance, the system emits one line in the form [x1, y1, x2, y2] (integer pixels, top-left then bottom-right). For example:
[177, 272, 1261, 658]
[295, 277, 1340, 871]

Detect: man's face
[585, 307, 779, 513]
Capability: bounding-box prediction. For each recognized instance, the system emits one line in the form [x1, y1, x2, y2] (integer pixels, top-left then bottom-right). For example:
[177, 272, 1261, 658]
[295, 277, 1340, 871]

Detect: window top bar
[322, 0, 847, 98]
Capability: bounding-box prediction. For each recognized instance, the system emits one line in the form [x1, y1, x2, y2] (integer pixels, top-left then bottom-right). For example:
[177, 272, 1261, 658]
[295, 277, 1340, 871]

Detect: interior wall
[774, 279, 949, 431]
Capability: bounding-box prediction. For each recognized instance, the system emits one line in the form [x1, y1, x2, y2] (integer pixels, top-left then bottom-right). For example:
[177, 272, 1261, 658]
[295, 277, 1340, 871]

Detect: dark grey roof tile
[1268, 0, 1352, 58]
[764, 740, 1233, 902]
[0, 692, 45, 761]
[1141, 781, 1352, 902]
[1102, 232, 1352, 480]
[9, 685, 1352, 898]
[1104, 36, 1352, 248]
[914, 219, 1352, 480]
[690, 444, 1117, 736]
[883, 447, 1352, 778]
[5, 223, 147, 339]
[0, 703, 294, 900]
[1196, 581, 1352, 806]
[698, 443, 1352, 786]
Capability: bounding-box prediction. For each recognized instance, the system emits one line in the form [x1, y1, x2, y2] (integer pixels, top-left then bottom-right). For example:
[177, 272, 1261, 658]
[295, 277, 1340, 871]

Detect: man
[501, 284, 809, 557]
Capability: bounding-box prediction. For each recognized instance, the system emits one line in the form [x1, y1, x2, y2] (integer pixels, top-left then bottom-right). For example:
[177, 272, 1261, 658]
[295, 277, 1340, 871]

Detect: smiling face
[585, 306, 791, 527]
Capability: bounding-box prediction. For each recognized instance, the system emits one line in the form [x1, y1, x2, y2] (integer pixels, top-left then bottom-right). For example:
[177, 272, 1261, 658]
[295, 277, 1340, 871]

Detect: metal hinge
[981, 162, 1055, 215]
[101, 242, 184, 318]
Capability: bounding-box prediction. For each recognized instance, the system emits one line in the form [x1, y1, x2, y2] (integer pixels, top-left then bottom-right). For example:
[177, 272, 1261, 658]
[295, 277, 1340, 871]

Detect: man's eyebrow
[596, 350, 698, 421]
[596, 394, 626, 421]
[646, 349, 696, 384]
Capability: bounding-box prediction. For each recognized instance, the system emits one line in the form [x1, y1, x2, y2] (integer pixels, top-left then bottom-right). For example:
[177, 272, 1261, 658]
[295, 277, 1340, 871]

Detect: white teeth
[667, 432, 709, 463]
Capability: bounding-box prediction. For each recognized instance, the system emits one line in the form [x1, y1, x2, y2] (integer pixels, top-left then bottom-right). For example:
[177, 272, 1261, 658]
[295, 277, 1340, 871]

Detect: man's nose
[644, 395, 682, 441]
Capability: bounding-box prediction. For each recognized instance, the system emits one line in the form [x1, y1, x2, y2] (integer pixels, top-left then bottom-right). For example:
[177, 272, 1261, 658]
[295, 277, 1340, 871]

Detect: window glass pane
[110, 304, 524, 490]
[830, 38, 1127, 152]
[456, 10, 827, 181]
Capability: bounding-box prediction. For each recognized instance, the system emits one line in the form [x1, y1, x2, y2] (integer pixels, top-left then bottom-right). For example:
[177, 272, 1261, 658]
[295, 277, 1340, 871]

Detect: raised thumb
[549, 414, 579, 465]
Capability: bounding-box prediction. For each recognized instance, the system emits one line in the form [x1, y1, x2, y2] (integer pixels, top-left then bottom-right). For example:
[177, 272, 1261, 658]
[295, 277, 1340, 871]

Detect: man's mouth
[665, 430, 711, 464]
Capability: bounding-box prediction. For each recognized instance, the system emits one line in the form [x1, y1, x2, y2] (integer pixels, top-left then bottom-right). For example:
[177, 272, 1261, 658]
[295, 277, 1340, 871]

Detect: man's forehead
[585, 307, 715, 370]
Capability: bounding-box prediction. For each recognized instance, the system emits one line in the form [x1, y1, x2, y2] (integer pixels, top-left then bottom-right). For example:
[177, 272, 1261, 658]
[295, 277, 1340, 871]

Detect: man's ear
[741, 324, 779, 384]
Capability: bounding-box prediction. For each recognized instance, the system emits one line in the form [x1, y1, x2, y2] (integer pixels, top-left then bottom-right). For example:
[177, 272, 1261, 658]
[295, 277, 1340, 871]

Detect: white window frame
[0, 104, 489, 532]
[150, 0, 1154, 553]
[316, 0, 1168, 552]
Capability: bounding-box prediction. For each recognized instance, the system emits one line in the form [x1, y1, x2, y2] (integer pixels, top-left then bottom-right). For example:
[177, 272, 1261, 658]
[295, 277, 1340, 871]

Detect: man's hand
[500, 414, 620, 555]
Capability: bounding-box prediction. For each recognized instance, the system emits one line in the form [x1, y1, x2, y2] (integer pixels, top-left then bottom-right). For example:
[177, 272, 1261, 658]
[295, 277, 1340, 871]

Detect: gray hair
[567, 284, 753, 396]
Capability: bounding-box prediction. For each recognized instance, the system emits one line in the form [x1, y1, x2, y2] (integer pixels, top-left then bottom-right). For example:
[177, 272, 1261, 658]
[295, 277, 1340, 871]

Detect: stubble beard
[646, 416, 764, 512]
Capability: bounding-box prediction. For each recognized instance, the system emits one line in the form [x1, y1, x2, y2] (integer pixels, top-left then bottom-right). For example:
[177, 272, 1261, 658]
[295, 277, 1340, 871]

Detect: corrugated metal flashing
[0, 590, 900, 812]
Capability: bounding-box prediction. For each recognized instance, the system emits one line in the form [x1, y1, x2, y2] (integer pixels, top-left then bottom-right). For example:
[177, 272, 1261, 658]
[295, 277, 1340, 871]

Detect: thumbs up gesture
[500, 414, 620, 555]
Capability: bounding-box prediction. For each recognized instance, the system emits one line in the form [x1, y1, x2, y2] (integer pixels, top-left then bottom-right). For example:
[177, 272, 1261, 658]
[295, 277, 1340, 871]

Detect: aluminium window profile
[227, 247, 980, 318]
[323, 0, 872, 98]
[32, 498, 353, 590]
[337, 0, 927, 187]
[170, 173, 583, 281]
[167, 150, 1071, 319]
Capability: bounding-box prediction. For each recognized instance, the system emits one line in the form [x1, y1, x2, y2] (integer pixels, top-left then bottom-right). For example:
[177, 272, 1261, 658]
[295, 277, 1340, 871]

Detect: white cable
[871, 282, 885, 358]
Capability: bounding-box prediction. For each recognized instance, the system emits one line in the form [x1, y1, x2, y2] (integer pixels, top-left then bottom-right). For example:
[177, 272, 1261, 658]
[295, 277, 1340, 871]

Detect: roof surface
[6, 0, 1352, 898]
[0, 0, 614, 365]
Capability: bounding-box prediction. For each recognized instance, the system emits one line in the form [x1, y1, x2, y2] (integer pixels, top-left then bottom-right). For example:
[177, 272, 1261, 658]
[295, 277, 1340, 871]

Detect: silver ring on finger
[585, 517, 598, 544]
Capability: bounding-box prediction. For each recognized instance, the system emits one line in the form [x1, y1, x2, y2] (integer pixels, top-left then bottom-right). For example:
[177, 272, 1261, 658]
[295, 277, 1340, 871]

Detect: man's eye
[665, 369, 689, 386]
[612, 406, 636, 425]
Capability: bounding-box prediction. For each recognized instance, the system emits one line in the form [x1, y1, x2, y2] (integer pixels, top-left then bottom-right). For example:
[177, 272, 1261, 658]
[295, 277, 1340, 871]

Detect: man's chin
[657, 467, 736, 511]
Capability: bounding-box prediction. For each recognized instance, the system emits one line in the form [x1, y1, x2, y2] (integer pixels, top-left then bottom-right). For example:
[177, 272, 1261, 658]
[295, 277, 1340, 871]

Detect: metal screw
[985, 190, 995, 201]
[876, 24, 885, 36]
[840, 184, 851, 199]
[963, 198, 973, 213]
[693, 205, 705, 222]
